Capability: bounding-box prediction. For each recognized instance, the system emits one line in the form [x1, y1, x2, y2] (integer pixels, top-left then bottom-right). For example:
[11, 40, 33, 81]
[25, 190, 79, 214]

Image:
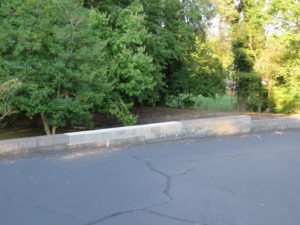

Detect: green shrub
[165, 94, 237, 111]
[165, 94, 199, 108]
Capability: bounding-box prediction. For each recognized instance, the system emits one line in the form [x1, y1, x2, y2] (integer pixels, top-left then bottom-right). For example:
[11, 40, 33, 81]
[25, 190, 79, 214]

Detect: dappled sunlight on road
[60, 150, 103, 160]
[290, 114, 300, 120]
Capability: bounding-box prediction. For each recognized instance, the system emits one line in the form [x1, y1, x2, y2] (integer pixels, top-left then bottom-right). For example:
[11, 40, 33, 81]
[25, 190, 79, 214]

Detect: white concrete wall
[65, 116, 251, 147]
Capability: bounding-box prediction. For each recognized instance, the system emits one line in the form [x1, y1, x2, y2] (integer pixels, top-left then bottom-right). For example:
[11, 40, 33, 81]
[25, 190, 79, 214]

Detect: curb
[1, 115, 300, 159]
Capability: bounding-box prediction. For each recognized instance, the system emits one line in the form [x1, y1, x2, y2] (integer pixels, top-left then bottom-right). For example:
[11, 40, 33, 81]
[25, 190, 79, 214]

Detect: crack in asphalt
[82, 157, 200, 225]
[83, 202, 169, 225]
[143, 209, 208, 225]
[2, 195, 77, 218]
[134, 156, 194, 201]
[134, 156, 174, 201]
[174, 168, 195, 177]
[84, 209, 138, 225]
[83, 202, 207, 225]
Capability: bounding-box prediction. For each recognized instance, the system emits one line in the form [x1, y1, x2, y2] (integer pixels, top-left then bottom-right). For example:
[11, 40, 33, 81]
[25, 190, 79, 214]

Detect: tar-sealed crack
[83, 202, 206, 225]
[134, 156, 194, 201]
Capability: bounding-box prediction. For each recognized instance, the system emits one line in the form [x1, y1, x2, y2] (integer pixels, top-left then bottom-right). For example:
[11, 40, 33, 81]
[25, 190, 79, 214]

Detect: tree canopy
[212, 0, 300, 112]
[0, 0, 299, 134]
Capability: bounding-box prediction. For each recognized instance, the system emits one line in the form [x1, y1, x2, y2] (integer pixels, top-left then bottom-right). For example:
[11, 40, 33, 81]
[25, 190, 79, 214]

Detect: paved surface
[1, 130, 300, 225]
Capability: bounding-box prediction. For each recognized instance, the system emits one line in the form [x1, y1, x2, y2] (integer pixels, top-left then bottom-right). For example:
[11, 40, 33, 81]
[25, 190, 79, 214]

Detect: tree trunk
[267, 81, 273, 110]
[40, 113, 51, 135]
[52, 126, 57, 135]
[257, 98, 262, 113]
[237, 95, 248, 112]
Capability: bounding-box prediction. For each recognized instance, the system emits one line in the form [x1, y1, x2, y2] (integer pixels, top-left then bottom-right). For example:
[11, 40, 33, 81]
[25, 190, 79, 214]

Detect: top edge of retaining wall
[65, 115, 251, 136]
[65, 121, 184, 136]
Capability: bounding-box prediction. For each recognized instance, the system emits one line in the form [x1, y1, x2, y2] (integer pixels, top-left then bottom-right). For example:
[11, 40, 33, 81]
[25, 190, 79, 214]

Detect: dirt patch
[132, 107, 290, 123]
[95, 107, 291, 128]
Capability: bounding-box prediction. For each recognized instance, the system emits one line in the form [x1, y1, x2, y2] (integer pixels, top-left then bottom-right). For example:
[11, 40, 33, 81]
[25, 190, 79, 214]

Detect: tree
[98, 1, 155, 123]
[211, 0, 268, 111]
[0, 0, 155, 134]
[255, 0, 300, 112]
[258, 33, 300, 113]
[84, 0, 220, 103]
[168, 37, 226, 97]
[233, 0, 269, 111]
[0, 79, 21, 127]
[0, 0, 108, 134]
[268, 0, 300, 33]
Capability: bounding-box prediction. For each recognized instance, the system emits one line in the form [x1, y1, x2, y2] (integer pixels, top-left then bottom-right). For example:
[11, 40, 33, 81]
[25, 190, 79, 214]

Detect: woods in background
[0, 0, 299, 134]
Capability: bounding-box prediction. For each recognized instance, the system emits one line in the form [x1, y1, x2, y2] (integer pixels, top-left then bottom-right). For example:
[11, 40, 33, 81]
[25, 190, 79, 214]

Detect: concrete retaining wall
[66, 115, 251, 149]
[0, 135, 69, 158]
[251, 115, 300, 132]
[1, 115, 299, 159]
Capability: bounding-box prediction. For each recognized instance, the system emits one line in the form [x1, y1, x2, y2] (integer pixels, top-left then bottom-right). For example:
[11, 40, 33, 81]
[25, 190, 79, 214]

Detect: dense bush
[0, 0, 155, 134]
[0, 0, 227, 134]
